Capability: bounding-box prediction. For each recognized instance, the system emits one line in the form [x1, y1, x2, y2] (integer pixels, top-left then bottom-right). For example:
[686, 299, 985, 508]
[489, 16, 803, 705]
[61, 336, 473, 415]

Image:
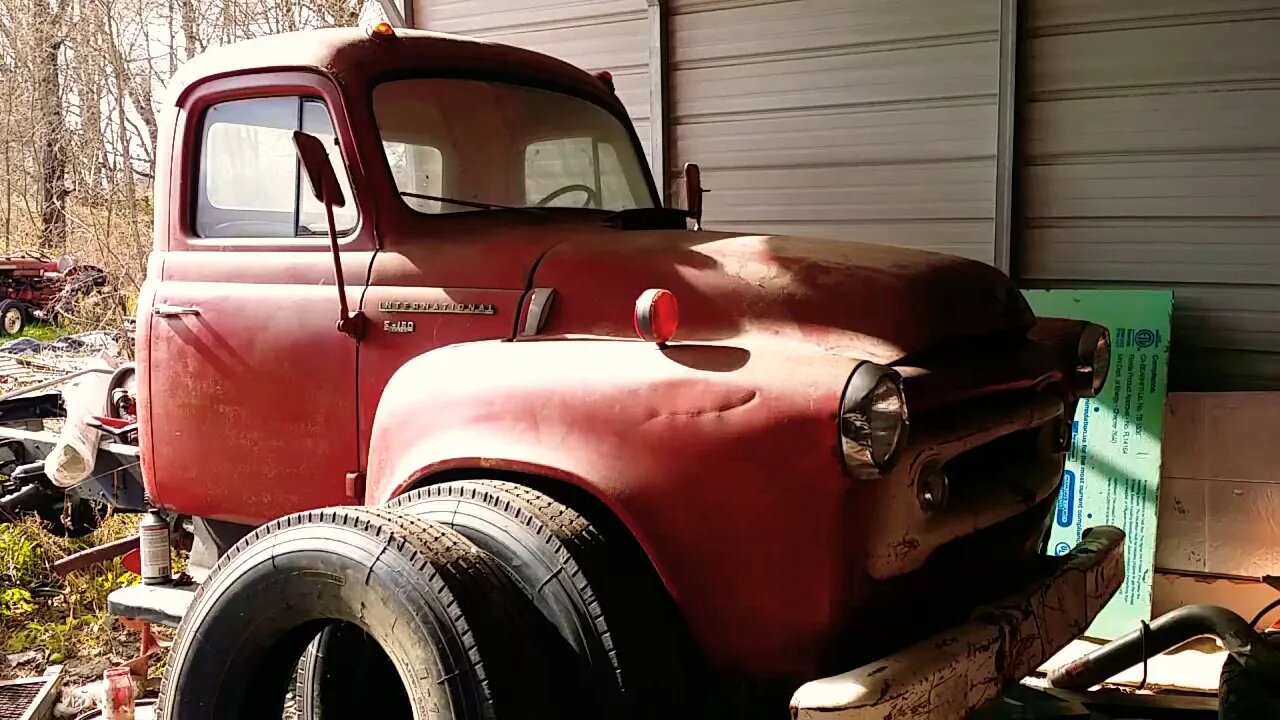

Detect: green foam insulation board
[1023, 289, 1173, 639]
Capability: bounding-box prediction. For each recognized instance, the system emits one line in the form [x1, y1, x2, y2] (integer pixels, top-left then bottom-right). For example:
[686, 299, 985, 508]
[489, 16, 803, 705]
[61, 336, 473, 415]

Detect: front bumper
[790, 526, 1124, 720]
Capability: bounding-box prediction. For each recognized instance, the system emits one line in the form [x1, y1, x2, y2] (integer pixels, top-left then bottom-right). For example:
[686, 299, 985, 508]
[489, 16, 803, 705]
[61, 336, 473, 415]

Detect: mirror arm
[294, 130, 362, 340]
[672, 208, 702, 231]
[324, 201, 363, 339]
[681, 162, 706, 232]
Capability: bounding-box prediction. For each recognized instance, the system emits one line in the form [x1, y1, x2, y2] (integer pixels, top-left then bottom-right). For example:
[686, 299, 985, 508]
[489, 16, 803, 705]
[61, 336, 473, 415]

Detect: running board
[108, 582, 198, 627]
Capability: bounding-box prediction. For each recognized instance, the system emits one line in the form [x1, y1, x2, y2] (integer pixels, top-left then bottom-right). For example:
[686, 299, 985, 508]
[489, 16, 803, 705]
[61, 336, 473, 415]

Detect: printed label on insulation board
[1024, 289, 1172, 640]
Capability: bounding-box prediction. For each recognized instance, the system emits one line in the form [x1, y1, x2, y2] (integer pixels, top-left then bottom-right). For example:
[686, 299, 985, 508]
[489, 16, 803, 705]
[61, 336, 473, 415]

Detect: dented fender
[364, 337, 865, 677]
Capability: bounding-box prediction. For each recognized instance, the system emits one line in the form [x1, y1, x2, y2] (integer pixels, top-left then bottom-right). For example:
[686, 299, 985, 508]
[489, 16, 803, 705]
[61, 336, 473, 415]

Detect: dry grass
[0, 193, 147, 342]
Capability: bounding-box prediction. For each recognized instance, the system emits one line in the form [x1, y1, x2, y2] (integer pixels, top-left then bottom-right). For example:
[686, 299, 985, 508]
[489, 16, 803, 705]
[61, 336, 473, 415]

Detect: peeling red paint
[791, 527, 1125, 720]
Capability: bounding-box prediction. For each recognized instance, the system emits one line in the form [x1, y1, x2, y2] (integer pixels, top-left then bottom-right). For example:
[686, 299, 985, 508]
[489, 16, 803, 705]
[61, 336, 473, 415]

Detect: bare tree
[27, 0, 69, 250]
[0, 0, 367, 326]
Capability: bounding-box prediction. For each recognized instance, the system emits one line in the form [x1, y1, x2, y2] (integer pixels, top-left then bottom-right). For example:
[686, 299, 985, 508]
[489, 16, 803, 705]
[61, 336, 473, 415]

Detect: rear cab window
[525, 138, 634, 208]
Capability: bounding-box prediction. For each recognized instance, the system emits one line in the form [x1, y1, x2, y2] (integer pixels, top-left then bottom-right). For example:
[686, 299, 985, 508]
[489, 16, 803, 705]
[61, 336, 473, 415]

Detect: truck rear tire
[396, 480, 692, 718]
[156, 506, 584, 720]
[301, 480, 691, 720]
[0, 300, 25, 336]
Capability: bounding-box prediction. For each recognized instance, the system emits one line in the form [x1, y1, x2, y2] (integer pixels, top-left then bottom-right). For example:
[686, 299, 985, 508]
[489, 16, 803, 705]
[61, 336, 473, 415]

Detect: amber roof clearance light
[368, 21, 396, 38]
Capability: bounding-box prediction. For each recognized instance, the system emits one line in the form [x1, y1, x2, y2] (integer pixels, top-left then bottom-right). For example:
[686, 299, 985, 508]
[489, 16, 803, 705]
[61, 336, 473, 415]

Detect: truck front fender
[364, 338, 861, 677]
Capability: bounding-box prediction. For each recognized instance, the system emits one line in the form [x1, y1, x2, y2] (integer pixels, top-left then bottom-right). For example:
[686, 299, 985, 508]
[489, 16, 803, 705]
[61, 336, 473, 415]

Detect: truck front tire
[156, 506, 583, 720]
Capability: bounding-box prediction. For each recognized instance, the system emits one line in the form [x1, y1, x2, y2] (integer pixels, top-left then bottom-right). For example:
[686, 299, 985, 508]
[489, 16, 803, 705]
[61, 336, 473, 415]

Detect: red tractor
[0, 250, 108, 335]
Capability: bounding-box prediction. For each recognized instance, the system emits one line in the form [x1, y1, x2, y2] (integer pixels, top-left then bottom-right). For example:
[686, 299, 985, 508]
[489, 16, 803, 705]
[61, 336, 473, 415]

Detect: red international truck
[0, 25, 1144, 720]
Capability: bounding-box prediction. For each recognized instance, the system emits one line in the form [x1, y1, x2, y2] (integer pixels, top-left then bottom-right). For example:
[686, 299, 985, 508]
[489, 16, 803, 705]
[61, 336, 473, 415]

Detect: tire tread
[158, 505, 575, 719]
[389, 480, 690, 719]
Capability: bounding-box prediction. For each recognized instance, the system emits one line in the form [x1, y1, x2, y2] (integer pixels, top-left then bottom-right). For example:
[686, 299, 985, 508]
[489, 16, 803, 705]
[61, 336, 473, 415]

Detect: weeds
[18, 323, 65, 343]
[1, 513, 140, 675]
[0, 520, 49, 589]
[0, 311, 141, 678]
[1, 587, 35, 615]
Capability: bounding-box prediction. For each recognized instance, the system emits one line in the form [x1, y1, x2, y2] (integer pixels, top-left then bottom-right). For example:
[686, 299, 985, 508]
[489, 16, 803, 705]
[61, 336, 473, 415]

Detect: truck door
[142, 75, 372, 524]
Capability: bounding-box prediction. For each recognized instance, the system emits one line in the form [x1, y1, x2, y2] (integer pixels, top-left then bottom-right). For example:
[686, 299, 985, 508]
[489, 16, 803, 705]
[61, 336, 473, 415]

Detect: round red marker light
[634, 289, 679, 344]
[369, 21, 396, 37]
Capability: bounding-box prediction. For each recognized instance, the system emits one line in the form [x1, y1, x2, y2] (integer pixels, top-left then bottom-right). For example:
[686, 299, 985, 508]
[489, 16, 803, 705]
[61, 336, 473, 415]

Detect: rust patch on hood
[533, 230, 1032, 363]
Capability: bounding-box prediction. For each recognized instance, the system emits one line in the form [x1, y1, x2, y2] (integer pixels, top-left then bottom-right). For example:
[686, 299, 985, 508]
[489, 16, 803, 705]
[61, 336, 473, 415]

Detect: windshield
[372, 79, 655, 214]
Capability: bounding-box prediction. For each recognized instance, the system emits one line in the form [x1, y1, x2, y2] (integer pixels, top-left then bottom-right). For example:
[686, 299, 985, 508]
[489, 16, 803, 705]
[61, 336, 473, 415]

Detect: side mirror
[292, 131, 359, 338]
[680, 162, 704, 231]
[294, 131, 346, 208]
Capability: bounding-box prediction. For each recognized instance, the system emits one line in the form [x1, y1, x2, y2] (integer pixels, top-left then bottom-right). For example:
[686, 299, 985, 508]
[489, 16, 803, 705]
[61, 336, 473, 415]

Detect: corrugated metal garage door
[411, 0, 652, 160]
[1019, 1, 1280, 391]
[668, 0, 1002, 263]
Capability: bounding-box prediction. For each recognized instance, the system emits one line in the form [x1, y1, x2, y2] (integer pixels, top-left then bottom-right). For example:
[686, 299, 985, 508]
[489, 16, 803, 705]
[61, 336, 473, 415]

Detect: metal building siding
[1019, 1, 1280, 390]
[411, 0, 652, 158]
[668, 0, 1002, 263]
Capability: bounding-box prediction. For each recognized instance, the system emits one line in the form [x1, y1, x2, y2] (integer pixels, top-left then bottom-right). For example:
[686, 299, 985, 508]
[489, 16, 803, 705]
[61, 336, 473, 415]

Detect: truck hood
[532, 230, 1033, 363]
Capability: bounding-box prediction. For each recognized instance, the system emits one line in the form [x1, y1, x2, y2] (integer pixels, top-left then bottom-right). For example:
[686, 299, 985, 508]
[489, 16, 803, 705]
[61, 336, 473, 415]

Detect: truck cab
[141, 29, 659, 518]
[128, 26, 1122, 720]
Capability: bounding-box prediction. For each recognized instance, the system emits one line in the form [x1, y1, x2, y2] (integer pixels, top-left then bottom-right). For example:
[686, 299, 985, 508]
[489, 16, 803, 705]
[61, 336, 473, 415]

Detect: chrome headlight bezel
[839, 363, 909, 479]
[1075, 324, 1111, 398]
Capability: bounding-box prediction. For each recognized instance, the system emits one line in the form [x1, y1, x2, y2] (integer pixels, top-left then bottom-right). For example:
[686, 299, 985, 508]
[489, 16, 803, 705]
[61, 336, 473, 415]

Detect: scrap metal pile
[0, 332, 123, 389]
[0, 331, 135, 537]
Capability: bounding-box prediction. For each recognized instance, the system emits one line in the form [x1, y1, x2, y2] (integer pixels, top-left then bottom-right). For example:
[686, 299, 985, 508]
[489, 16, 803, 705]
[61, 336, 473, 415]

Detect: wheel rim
[4, 308, 21, 334]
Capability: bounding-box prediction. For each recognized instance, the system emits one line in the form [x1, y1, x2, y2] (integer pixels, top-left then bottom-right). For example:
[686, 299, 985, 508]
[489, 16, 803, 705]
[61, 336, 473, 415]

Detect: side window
[196, 97, 356, 239]
[525, 137, 632, 208]
[298, 100, 358, 234]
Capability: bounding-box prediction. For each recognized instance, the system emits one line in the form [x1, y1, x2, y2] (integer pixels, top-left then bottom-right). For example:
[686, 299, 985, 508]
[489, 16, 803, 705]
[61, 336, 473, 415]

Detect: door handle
[153, 304, 200, 318]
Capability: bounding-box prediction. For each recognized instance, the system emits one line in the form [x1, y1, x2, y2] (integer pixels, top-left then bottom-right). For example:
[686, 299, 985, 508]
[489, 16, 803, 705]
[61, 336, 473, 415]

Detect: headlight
[839, 363, 908, 479]
[1075, 324, 1111, 398]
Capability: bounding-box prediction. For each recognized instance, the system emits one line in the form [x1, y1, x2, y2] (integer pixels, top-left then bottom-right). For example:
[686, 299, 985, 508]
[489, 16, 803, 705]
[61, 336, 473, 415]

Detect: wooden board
[1156, 392, 1280, 577]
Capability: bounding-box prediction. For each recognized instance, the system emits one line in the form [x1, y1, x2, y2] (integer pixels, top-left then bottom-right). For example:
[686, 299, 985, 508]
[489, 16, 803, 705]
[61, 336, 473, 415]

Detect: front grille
[832, 494, 1058, 671]
[942, 423, 1059, 506]
[861, 387, 1067, 581]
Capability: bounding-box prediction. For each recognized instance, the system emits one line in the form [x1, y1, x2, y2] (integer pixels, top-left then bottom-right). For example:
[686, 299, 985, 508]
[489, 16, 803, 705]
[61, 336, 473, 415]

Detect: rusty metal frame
[52, 535, 138, 577]
[790, 526, 1125, 720]
[647, 0, 668, 202]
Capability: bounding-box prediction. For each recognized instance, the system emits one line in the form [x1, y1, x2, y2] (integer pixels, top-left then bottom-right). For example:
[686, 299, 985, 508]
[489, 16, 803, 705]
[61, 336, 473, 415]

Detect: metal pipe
[0, 366, 113, 403]
[1048, 604, 1280, 690]
[647, 0, 668, 202]
[376, 0, 407, 27]
[0, 481, 45, 513]
[993, 0, 1018, 274]
[52, 535, 139, 577]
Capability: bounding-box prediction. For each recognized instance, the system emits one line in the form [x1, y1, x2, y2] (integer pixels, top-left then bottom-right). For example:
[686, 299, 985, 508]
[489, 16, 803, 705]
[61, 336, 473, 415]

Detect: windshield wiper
[399, 191, 540, 214]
